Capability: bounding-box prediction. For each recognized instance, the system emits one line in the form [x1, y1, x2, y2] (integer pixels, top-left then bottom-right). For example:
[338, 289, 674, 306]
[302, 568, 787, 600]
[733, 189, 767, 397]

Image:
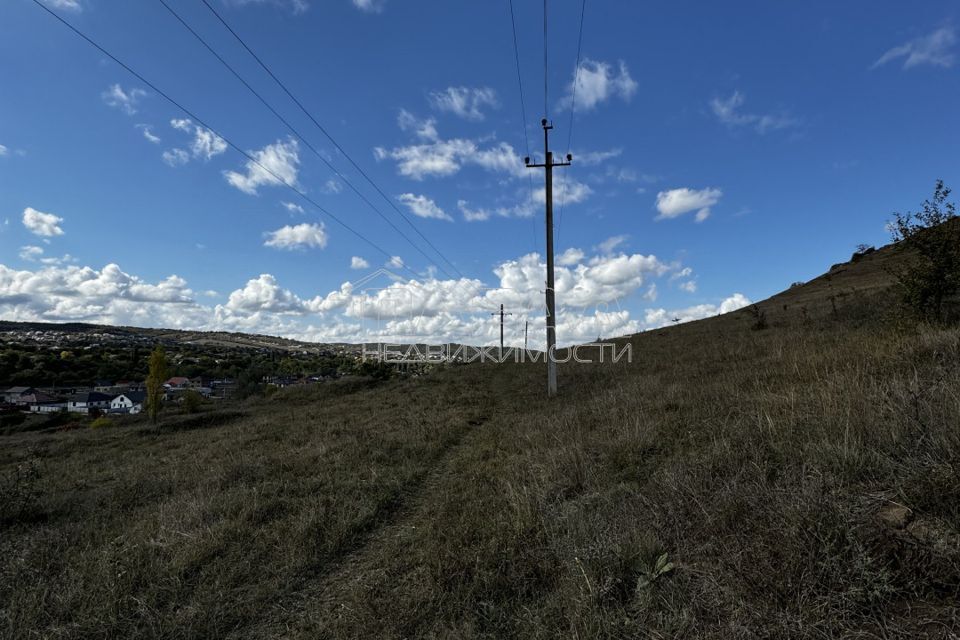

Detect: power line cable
[29, 0, 424, 282]
[555, 0, 586, 249]
[543, 0, 549, 119]
[507, 0, 539, 255]
[155, 0, 454, 280]
[198, 0, 463, 279]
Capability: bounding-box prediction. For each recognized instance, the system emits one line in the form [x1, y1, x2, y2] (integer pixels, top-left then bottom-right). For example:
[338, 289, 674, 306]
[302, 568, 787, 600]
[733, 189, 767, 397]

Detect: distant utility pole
[525, 118, 571, 396]
[491, 303, 513, 360]
[524, 319, 529, 351]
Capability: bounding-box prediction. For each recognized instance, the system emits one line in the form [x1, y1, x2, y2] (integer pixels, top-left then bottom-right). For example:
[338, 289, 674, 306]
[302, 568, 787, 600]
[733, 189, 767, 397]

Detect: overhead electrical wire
[555, 0, 587, 249]
[155, 0, 455, 280]
[543, 0, 549, 120]
[197, 0, 463, 279]
[507, 0, 540, 255]
[29, 0, 425, 282]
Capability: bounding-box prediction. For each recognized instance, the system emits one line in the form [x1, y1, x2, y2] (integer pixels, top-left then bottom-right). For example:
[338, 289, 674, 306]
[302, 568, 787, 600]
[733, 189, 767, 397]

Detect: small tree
[889, 180, 960, 322]
[146, 346, 168, 426]
[181, 389, 202, 414]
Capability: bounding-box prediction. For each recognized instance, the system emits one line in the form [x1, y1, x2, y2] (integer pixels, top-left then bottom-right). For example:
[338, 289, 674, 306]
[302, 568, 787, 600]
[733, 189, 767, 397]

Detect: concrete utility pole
[491, 303, 513, 360]
[524, 319, 529, 351]
[525, 118, 571, 396]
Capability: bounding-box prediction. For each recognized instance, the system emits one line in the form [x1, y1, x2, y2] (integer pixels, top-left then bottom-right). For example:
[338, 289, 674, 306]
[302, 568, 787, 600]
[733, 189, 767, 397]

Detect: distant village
[2, 376, 234, 416]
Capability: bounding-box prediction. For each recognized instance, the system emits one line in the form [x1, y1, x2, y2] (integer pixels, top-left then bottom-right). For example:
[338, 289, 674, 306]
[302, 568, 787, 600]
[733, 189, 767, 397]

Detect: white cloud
[376, 119, 525, 181]
[19, 246, 44, 262]
[22, 207, 64, 237]
[710, 91, 798, 134]
[191, 127, 228, 160]
[596, 235, 628, 255]
[397, 193, 452, 221]
[533, 176, 592, 208]
[136, 124, 161, 144]
[473, 142, 526, 178]
[0, 263, 196, 326]
[375, 137, 474, 180]
[162, 149, 190, 167]
[226, 0, 309, 13]
[282, 201, 305, 213]
[428, 87, 499, 121]
[0, 245, 728, 348]
[43, 0, 83, 10]
[0, 145, 8, 157]
[352, 0, 384, 12]
[224, 138, 300, 195]
[387, 256, 405, 269]
[102, 84, 146, 116]
[559, 59, 637, 112]
[679, 280, 697, 293]
[351, 256, 370, 269]
[225, 274, 308, 314]
[397, 109, 438, 141]
[263, 222, 328, 250]
[557, 248, 585, 266]
[575, 148, 622, 165]
[874, 26, 956, 70]
[643, 293, 751, 328]
[655, 187, 722, 222]
[164, 118, 227, 163]
[457, 200, 491, 222]
[322, 179, 343, 194]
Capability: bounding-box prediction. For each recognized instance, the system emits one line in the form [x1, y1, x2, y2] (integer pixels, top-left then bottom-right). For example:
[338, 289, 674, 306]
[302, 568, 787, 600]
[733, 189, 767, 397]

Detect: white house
[30, 402, 66, 414]
[67, 392, 113, 414]
[110, 391, 146, 415]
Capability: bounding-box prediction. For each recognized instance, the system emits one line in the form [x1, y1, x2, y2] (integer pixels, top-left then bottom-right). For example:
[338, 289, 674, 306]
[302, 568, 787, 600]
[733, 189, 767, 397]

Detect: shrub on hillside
[181, 390, 203, 414]
[90, 416, 114, 429]
[889, 180, 960, 322]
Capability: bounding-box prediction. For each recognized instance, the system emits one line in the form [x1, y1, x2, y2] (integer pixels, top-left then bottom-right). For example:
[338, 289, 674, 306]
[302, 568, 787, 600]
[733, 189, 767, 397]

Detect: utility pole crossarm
[524, 118, 571, 397]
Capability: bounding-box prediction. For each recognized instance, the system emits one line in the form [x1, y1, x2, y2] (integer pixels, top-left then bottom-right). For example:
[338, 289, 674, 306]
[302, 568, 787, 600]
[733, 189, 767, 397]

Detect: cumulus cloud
[428, 87, 499, 120]
[397, 193, 452, 221]
[263, 222, 328, 250]
[655, 187, 722, 222]
[22, 207, 64, 237]
[710, 91, 798, 134]
[225, 274, 309, 314]
[874, 26, 956, 70]
[557, 248, 585, 266]
[559, 59, 637, 112]
[102, 84, 146, 116]
[0, 247, 743, 348]
[351, 256, 370, 269]
[644, 293, 751, 328]
[0, 144, 8, 157]
[19, 246, 44, 262]
[224, 138, 300, 195]
[282, 201, 305, 214]
[375, 118, 524, 180]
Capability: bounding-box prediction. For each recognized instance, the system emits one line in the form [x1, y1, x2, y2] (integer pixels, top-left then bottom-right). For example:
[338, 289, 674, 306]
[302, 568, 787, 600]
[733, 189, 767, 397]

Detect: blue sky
[1, 0, 958, 347]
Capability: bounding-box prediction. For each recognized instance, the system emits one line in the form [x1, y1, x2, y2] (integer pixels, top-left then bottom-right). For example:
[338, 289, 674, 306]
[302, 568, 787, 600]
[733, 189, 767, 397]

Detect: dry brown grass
[1, 246, 959, 638]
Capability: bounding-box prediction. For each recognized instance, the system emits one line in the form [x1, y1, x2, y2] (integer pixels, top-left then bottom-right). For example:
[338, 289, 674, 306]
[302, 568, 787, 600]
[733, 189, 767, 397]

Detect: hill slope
[1, 239, 958, 639]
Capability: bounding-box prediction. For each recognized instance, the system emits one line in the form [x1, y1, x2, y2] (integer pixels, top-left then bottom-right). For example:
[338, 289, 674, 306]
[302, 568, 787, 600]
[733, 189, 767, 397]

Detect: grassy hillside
[1, 241, 959, 638]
